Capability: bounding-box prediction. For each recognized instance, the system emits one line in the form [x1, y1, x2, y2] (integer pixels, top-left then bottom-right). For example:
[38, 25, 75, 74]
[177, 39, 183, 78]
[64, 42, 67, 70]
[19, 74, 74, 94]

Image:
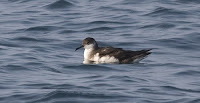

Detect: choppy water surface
[0, 0, 200, 103]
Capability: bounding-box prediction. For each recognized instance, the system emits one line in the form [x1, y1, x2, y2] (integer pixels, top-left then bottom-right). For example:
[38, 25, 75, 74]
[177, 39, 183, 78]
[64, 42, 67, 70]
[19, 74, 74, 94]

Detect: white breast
[84, 48, 93, 60]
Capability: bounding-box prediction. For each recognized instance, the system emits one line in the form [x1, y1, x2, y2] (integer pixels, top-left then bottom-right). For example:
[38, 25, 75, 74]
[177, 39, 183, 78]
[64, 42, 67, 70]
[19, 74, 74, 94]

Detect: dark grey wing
[96, 47, 133, 62]
[120, 49, 152, 63]
[129, 49, 152, 56]
[96, 47, 151, 63]
[95, 47, 123, 57]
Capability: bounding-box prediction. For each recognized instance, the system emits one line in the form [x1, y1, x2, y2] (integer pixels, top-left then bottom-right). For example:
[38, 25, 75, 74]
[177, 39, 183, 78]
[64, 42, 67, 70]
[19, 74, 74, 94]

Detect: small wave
[47, 90, 123, 98]
[25, 26, 58, 31]
[0, 42, 21, 48]
[85, 27, 113, 32]
[3, 65, 29, 71]
[174, 70, 200, 76]
[98, 6, 138, 14]
[59, 30, 77, 34]
[106, 75, 147, 83]
[187, 98, 200, 103]
[63, 64, 116, 71]
[31, 90, 125, 103]
[80, 75, 103, 79]
[12, 37, 47, 42]
[152, 37, 200, 50]
[140, 23, 175, 29]
[43, 84, 91, 89]
[8, 0, 21, 2]
[8, 0, 36, 3]
[88, 20, 128, 25]
[45, 0, 74, 10]
[144, 7, 187, 17]
[176, 0, 200, 4]
[12, 36, 58, 43]
[183, 32, 200, 44]
[161, 86, 200, 93]
[151, 63, 193, 68]
[90, 83, 115, 88]
[23, 83, 90, 89]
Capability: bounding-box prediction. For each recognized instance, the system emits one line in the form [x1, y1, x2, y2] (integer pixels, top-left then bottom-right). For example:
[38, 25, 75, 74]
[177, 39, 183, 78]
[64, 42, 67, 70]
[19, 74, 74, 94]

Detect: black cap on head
[75, 37, 97, 51]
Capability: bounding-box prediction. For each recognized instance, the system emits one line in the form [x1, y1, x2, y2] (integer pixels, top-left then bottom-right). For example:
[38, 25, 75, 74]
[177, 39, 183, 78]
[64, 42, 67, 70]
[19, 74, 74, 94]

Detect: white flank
[93, 53, 119, 63]
[84, 49, 119, 64]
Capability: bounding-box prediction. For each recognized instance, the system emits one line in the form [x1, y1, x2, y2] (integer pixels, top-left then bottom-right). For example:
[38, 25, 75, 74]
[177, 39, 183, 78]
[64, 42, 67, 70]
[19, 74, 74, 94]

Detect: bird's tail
[132, 49, 152, 62]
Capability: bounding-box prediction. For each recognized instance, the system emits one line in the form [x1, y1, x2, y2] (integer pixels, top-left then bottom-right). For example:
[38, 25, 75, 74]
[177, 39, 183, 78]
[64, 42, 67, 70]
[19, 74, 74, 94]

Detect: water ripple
[12, 37, 50, 42]
[63, 64, 123, 72]
[145, 7, 188, 17]
[88, 20, 129, 25]
[2, 65, 28, 71]
[161, 86, 200, 93]
[25, 26, 60, 32]
[152, 37, 200, 50]
[187, 98, 200, 103]
[30, 90, 129, 103]
[85, 27, 114, 32]
[176, 0, 200, 4]
[140, 23, 176, 29]
[174, 70, 200, 76]
[45, 0, 74, 10]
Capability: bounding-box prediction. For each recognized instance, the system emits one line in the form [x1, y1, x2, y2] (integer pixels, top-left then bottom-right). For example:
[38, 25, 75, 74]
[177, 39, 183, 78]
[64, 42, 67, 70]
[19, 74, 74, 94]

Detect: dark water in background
[0, 0, 200, 103]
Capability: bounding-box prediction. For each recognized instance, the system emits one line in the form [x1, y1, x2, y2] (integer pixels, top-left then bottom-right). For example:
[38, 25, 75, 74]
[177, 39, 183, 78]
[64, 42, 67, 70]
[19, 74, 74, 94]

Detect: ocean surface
[0, 0, 200, 103]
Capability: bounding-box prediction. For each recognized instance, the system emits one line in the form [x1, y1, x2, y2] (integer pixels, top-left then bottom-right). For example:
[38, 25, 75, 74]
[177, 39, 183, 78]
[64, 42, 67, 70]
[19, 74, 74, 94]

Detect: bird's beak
[75, 45, 84, 51]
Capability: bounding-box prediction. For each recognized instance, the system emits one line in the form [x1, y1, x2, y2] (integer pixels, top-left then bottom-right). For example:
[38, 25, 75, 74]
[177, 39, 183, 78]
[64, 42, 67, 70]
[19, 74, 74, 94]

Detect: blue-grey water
[0, 0, 200, 103]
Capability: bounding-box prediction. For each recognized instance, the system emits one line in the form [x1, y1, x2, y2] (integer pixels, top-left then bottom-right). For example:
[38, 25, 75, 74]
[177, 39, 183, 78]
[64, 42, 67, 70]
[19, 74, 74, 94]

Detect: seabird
[75, 37, 151, 64]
